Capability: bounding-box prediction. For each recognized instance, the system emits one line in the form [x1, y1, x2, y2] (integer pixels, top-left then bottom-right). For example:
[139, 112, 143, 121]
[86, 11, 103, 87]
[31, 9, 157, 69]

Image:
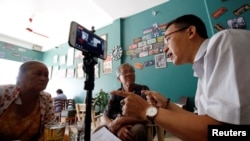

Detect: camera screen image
[75, 25, 105, 59]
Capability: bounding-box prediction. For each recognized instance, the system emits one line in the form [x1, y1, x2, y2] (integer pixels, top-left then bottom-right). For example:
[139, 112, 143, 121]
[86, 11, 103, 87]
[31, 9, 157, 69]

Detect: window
[0, 59, 21, 84]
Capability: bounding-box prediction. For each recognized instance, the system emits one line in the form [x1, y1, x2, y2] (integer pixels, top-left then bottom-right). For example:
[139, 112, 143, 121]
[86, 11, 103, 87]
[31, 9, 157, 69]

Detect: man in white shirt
[110, 14, 250, 141]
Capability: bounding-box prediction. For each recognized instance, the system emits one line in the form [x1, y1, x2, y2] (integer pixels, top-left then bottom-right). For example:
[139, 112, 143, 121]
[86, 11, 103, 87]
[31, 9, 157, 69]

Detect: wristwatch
[146, 106, 158, 122]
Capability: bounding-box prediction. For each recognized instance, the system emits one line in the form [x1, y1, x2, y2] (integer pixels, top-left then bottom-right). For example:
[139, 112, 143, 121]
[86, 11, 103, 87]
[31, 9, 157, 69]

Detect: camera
[68, 21, 107, 60]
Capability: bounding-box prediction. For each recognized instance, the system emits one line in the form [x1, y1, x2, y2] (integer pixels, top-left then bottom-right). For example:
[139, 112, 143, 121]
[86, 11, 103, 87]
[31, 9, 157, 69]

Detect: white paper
[91, 127, 121, 141]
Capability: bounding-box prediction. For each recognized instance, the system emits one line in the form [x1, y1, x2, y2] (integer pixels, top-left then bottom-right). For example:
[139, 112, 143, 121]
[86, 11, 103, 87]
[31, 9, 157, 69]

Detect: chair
[147, 123, 165, 141]
[66, 99, 76, 109]
[61, 99, 77, 124]
[75, 103, 102, 128]
[53, 99, 66, 122]
[91, 104, 103, 128]
[75, 103, 86, 122]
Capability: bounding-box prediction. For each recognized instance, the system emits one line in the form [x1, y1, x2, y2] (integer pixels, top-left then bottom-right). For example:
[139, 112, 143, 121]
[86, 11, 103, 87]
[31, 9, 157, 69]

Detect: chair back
[75, 103, 86, 121]
[53, 99, 66, 122]
[66, 99, 75, 109]
[54, 99, 66, 112]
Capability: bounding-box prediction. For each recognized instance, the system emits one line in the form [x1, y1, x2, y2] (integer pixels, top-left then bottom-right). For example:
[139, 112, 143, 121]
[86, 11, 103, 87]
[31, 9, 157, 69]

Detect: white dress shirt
[193, 29, 250, 124]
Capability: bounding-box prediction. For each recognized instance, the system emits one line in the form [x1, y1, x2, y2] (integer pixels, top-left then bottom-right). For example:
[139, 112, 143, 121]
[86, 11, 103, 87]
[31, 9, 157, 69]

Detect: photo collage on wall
[126, 23, 169, 69]
[51, 48, 100, 80]
[212, 3, 249, 31]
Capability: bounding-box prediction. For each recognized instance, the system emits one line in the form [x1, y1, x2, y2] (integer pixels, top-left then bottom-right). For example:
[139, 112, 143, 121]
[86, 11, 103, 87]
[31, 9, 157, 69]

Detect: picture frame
[155, 53, 167, 69]
[60, 55, 66, 65]
[66, 68, 75, 78]
[67, 48, 74, 66]
[95, 62, 99, 79]
[100, 34, 107, 41]
[53, 55, 59, 64]
[102, 55, 112, 74]
[76, 63, 84, 78]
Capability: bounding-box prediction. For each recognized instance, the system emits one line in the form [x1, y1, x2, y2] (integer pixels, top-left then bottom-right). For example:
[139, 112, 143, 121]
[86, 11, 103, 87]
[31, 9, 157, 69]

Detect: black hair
[166, 14, 208, 38]
[56, 89, 63, 94]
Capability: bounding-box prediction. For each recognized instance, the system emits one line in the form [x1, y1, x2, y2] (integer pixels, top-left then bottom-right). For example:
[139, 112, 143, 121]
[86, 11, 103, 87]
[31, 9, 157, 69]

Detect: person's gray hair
[116, 63, 135, 77]
[16, 60, 45, 83]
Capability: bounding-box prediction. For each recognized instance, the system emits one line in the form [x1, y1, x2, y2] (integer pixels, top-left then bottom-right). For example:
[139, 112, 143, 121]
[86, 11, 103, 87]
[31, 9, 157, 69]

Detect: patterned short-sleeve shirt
[0, 84, 56, 140]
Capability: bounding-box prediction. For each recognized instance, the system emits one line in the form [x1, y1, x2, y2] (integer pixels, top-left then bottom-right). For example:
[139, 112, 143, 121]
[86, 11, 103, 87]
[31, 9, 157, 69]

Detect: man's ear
[117, 77, 121, 82]
[187, 26, 196, 39]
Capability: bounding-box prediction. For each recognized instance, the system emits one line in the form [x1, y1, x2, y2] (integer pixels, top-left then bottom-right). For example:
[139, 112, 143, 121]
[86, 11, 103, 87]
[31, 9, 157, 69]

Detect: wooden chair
[75, 103, 102, 128]
[75, 103, 86, 122]
[91, 104, 103, 128]
[53, 99, 66, 122]
[66, 99, 75, 109]
[61, 99, 77, 124]
[147, 123, 165, 141]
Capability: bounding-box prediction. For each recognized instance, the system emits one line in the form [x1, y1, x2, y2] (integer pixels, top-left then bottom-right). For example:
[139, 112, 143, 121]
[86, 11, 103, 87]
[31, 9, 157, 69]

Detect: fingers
[117, 126, 133, 141]
[110, 90, 133, 97]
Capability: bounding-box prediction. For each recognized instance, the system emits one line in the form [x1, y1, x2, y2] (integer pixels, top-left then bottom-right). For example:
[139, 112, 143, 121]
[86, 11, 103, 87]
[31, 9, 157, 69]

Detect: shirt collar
[194, 39, 209, 62]
[193, 39, 209, 77]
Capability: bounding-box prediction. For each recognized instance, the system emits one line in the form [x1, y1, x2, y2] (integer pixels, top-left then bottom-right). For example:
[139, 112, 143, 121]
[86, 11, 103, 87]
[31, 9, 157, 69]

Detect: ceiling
[0, 0, 169, 52]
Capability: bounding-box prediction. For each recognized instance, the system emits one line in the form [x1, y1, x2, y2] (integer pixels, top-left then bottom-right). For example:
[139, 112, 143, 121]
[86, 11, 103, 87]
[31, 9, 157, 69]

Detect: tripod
[81, 26, 97, 141]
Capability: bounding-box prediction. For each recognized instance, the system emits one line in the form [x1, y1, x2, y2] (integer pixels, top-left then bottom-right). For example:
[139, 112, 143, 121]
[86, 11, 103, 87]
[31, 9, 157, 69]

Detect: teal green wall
[0, 41, 43, 62]
[204, 0, 250, 34]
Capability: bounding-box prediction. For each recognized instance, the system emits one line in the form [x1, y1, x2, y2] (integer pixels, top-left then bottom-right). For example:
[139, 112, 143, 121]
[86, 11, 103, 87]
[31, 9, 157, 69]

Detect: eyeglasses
[120, 70, 135, 75]
[164, 26, 189, 43]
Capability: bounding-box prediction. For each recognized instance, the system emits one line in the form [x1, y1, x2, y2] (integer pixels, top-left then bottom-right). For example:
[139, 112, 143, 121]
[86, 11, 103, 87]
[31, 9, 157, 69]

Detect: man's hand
[142, 90, 168, 108]
[110, 90, 150, 120]
[108, 116, 148, 133]
[116, 125, 133, 141]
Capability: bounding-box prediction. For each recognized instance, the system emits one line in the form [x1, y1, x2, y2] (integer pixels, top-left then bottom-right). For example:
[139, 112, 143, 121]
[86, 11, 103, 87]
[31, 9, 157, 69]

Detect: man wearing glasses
[103, 63, 150, 141]
[111, 14, 250, 141]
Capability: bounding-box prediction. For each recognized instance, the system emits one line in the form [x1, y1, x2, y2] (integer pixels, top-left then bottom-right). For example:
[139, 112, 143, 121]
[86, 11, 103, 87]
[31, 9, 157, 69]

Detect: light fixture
[152, 10, 158, 16]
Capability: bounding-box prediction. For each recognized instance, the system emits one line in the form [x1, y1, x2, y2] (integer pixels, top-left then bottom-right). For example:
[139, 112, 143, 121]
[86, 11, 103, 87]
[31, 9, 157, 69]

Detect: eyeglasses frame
[164, 26, 190, 42]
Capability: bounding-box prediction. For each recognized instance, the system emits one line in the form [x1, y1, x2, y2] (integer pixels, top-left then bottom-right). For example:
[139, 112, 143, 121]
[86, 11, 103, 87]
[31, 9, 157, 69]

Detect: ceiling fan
[25, 18, 49, 38]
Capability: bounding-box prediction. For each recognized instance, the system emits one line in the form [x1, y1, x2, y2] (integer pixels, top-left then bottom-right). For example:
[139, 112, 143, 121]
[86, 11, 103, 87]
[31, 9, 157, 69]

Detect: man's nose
[163, 46, 169, 53]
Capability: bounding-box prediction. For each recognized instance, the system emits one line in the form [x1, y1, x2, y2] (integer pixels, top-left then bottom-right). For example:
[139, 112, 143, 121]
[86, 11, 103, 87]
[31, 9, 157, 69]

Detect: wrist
[145, 106, 158, 122]
[163, 98, 170, 109]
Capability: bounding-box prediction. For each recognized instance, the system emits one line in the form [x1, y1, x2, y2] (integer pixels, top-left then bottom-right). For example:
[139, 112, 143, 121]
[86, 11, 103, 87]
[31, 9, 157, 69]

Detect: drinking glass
[44, 122, 66, 141]
[76, 121, 85, 141]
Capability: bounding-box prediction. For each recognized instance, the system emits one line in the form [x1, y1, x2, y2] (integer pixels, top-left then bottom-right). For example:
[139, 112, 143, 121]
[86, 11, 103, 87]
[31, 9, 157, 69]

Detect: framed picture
[58, 69, 66, 78]
[95, 62, 99, 79]
[66, 68, 75, 78]
[100, 34, 107, 41]
[155, 53, 167, 68]
[76, 63, 84, 78]
[67, 48, 74, 66]
[60, 55, 66, 65]
[101, 34, 108, 50]
[53, 55, 59, 64]
[52, 66, 59, 79]
[102, 55, 112, 74]
[47, 66, 52, 79]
